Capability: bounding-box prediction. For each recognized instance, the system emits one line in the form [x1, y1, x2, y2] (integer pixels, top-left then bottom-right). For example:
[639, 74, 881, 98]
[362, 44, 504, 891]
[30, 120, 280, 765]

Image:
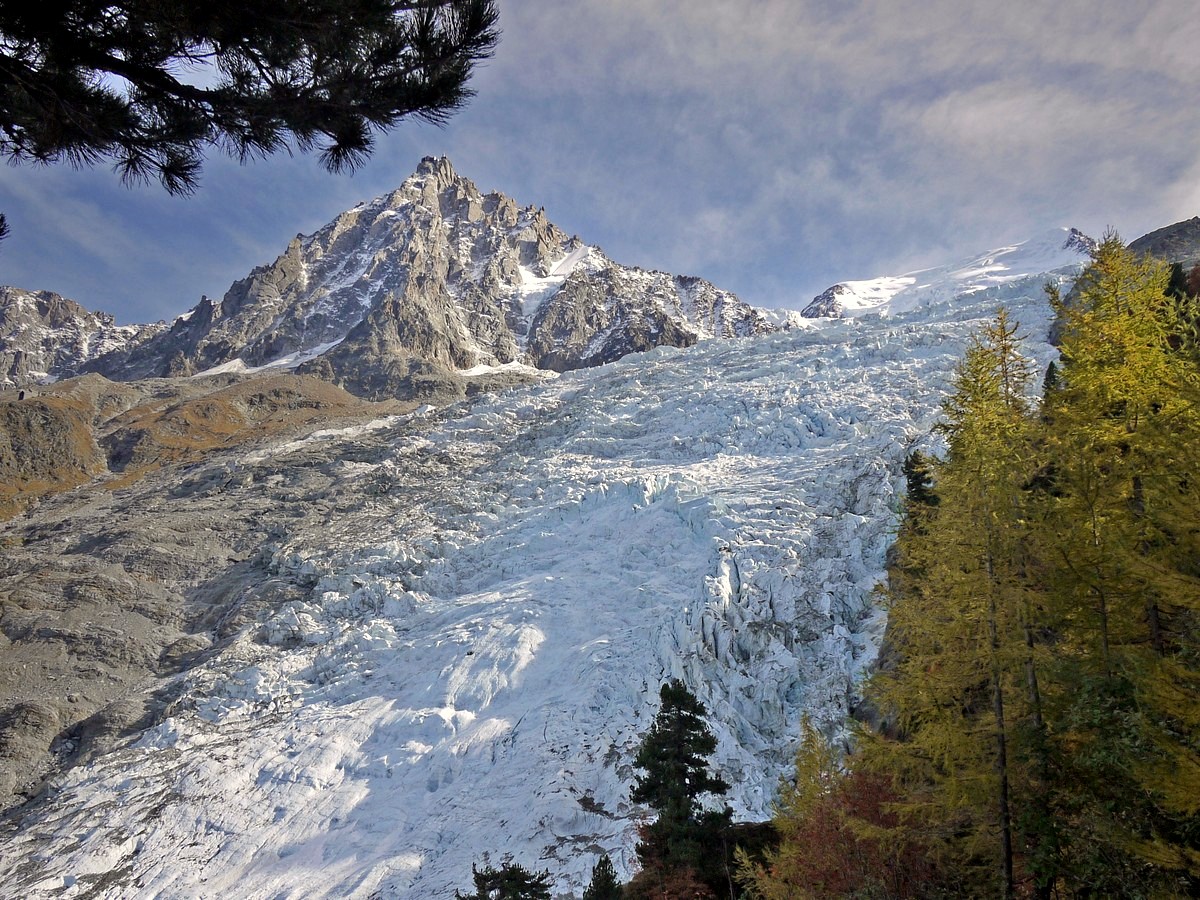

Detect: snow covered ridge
[800, 227, 1095, 319]
[0, 273, 1067, 898]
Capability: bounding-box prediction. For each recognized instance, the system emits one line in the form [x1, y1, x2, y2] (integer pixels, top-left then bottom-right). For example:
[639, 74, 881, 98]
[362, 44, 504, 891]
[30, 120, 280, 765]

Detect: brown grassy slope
[0, 395, 106, 519]
[0, 372, 408, 518]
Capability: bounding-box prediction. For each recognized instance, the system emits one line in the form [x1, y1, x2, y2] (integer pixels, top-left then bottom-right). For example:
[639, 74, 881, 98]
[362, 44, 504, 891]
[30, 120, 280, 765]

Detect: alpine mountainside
[69, 157, 773, 399]
[15, 208, 1200, 899]
[0, 288, 163, 388]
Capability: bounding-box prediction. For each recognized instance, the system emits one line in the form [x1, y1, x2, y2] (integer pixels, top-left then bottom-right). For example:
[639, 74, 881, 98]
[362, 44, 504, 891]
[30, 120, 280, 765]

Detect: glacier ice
[0, 267, 1069, 899]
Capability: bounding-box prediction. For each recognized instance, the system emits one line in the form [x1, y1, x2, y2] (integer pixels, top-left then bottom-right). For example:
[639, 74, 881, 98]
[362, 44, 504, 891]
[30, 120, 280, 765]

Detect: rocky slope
[0, 374, 406, 517]
[80, 157, 773, 399]
[0, 288, 163, 388]
[0, 393, 107, 518]
[0, 372, 407, 806]
[1127, 215, 1200, 268]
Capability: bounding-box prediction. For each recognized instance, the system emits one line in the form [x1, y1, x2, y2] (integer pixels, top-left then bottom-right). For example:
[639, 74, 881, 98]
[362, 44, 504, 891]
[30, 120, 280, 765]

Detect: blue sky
[2, 0, 1198, 323]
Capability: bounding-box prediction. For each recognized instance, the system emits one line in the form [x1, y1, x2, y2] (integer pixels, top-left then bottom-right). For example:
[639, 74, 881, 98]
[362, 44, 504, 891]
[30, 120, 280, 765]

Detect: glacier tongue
[0, 283, 1064, 899]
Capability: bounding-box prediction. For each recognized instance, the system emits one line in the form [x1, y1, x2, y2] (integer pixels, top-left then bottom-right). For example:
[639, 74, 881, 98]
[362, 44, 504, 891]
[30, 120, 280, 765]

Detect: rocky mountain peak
[78, 159, 773, 399]
[1063, 227, 1098, 255]
[413, 153, 457, 181]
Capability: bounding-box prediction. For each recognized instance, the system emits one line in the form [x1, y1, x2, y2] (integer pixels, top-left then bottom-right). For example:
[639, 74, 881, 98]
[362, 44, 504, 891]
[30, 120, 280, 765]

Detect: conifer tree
[630, 680, 732, 891]
[865, 309, 1052, 896]
[901, 450, 938, 509]
[582, 855, 622, 900]
[845, 247, 1200, 896]
[0, 1, 499, 193]
[1187, 262, 1200, 299]
[737, 717, 937, 899]
[1039, 234, 1200, 888]
[454, 862, 552, 900]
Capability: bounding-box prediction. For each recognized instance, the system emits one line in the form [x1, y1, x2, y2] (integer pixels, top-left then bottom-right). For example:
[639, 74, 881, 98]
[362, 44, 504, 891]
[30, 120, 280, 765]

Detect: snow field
[825, 227, 1089, 318]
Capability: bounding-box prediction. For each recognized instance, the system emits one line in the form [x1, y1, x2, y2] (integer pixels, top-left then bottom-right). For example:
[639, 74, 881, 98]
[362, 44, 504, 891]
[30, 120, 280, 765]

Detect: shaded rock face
[800, 284, 853, 319]
[84, 157, 774, 398]
[0, 288, 162, 388]
[1128, 216, 1200, 268]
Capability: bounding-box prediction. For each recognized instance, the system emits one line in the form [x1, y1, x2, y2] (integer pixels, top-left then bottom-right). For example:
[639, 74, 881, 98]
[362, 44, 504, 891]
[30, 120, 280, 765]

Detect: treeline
[744, 235, 1200, 898]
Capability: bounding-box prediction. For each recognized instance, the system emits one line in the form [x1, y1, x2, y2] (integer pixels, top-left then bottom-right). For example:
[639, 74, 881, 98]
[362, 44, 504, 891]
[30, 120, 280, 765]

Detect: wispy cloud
[3, 0, 1197, 316]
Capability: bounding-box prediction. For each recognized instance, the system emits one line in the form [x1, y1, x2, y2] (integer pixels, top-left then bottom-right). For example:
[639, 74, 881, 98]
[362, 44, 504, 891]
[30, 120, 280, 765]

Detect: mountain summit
[83, 157, 773, 399]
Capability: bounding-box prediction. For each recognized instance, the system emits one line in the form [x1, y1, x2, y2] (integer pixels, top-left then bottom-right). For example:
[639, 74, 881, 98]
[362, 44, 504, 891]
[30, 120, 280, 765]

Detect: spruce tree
[582, 854, 622, 900]
[901, 450, 938, 508]
[630, 680, 731, 887]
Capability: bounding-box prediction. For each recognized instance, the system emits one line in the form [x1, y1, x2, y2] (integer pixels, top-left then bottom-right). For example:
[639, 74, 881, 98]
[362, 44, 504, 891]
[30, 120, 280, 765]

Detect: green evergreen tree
[582, 854, 622, 900]
[1166, 262, 1189, 300]
[1041, 359, 1059, 396]
[0, 0, 498, 193]
[631, 680, 732, 886]
[454, 862, 552, 900]
[901, 449, 938, 508]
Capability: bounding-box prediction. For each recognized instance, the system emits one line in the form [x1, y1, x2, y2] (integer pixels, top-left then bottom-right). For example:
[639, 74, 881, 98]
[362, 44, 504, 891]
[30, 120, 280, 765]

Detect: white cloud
[4, 0, 1198, 316]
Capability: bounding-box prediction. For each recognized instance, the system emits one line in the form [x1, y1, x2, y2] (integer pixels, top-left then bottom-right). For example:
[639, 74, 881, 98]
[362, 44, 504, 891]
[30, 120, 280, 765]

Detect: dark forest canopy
[0, 0, 499, 194]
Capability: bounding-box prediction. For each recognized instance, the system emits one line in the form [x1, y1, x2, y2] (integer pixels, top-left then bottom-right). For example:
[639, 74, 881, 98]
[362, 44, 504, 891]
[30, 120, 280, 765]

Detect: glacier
[0, 249, 1073, 899]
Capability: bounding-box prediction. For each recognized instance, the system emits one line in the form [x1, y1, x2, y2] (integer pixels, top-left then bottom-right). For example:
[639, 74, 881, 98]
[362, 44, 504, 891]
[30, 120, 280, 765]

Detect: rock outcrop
[1128, 216, 1200, 268]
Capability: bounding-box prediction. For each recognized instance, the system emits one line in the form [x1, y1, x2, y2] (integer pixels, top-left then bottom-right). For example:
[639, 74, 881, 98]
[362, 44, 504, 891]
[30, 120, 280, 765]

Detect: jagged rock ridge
[0, 288, 163, 388]
[84, 157, 774, 399]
